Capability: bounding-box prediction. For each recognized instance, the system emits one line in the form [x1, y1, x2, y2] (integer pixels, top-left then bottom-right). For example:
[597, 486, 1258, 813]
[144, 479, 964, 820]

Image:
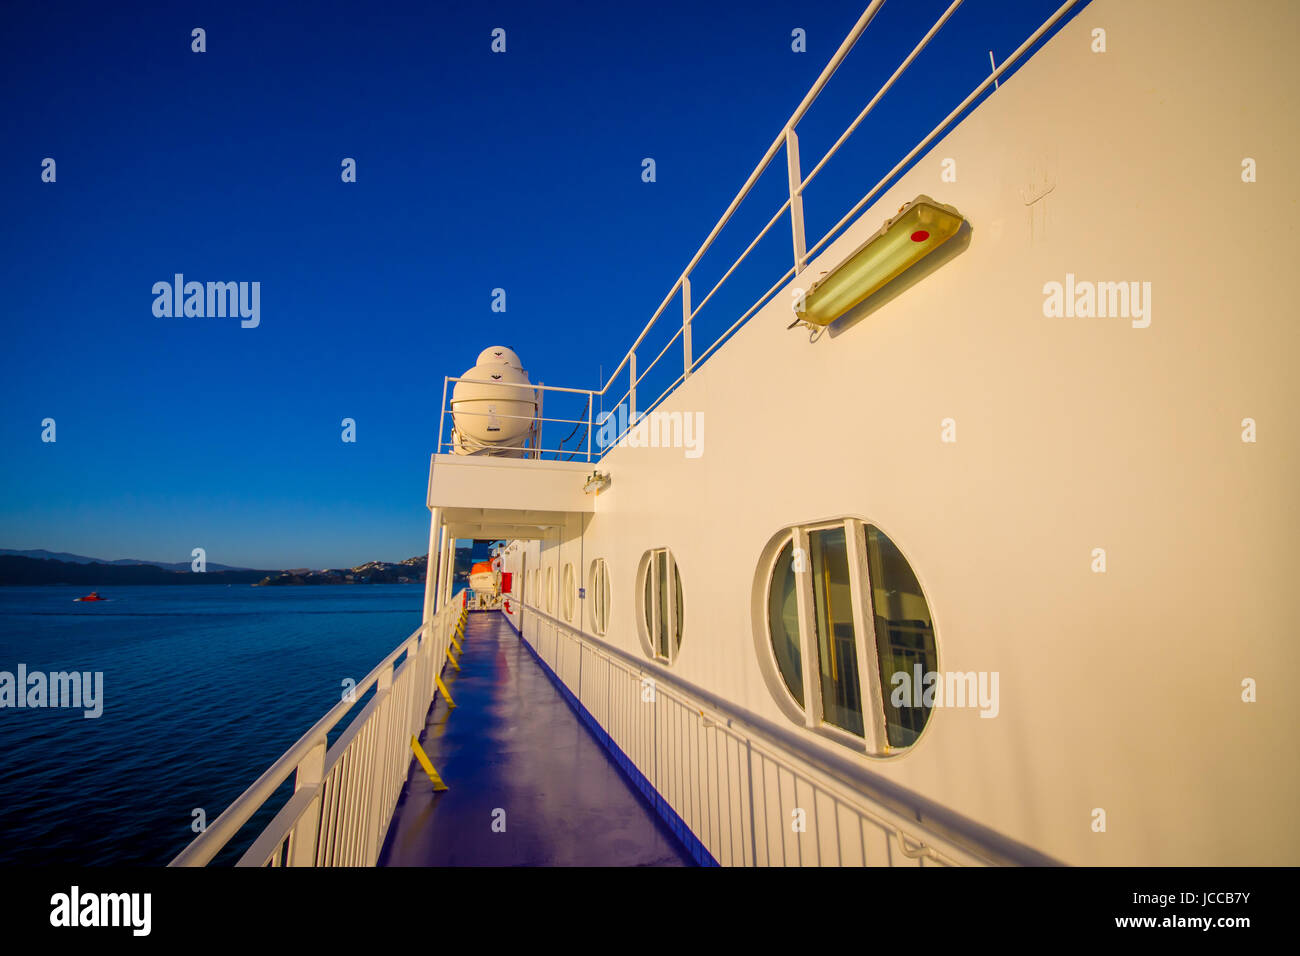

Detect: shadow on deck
[379, 611, 694, 866]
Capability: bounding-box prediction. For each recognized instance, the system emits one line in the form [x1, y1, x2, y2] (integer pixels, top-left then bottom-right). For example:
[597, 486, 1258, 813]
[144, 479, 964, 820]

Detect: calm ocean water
[0, 583, 423, 866]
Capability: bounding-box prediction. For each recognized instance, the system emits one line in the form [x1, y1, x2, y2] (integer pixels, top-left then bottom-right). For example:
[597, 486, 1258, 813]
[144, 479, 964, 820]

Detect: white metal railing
[170, 591, 466, 867]
[518, 601, 1059, 866]
[436, 0, 1081, 463]
[437, 376, 599, 462]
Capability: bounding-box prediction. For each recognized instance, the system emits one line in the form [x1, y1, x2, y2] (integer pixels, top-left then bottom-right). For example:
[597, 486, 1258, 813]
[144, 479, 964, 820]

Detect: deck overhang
[426, 453, 594, 539]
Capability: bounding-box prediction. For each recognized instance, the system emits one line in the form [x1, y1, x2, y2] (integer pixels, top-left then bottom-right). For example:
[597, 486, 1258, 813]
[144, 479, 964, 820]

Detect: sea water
[0, 583, 422, 865]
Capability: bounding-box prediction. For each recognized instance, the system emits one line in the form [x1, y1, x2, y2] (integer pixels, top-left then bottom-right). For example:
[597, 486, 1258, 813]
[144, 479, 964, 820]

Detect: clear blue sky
[0, 0, 1084, 569]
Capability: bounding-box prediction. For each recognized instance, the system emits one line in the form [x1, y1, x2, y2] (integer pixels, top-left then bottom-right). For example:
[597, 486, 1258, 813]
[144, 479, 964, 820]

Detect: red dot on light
[910, 230, 930, 242]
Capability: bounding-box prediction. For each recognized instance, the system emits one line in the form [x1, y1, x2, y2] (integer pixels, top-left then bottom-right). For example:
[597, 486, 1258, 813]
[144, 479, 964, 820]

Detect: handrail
[807, 0, 1080, 261]
[438, 1, 1085, 461]
[798, 0, 966, 198]
[439, 376, 598, 460]
[601, 0, 887, 388]
[170, 592, 465, 866]
[447, 376, 595, 397]
[519, 601, 1062, 867]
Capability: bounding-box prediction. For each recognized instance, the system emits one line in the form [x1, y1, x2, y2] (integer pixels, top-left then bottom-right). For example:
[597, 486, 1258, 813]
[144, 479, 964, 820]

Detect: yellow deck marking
[410, 736, 448, 791]
[436, 674, 455, 708]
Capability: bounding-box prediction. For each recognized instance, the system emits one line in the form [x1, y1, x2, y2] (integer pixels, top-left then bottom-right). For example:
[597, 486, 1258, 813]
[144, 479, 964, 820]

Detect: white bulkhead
[486, 0, 1300, 867]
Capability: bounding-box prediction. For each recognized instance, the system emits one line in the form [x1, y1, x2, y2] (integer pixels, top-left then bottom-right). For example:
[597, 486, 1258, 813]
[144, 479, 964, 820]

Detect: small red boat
[75, 591, 105, 602]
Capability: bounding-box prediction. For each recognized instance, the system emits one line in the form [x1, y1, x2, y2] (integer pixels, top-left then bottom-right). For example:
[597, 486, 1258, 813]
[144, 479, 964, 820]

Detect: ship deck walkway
[378, 611, 693, 866]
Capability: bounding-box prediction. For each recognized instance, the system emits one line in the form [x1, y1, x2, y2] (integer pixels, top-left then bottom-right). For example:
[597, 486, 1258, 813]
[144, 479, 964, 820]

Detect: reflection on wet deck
[379, 612, 693, 866]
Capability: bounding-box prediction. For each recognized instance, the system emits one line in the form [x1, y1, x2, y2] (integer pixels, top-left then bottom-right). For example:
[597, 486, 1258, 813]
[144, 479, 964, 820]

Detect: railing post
[422, 606, 437, 714]
[437, 376, 449, 454]
[536, 383, 545, 459]
[439, 530, 453, 610]
[786, 127, 807, 273]
[629, 352, 637, 425]
[287, 739, 326, 867]
[435, 526, 446, 615]
[423, 507, 442, 625]
[586, 392, 593, 462]
[445, 536, 456, 609]
[439, 522, 449, 613]
[365, 665, 393, 866]
[682, 276, 693, 381]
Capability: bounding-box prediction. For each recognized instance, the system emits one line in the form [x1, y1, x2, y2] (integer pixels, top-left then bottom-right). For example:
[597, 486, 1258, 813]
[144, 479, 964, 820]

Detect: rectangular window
[809, 527, 863, 737]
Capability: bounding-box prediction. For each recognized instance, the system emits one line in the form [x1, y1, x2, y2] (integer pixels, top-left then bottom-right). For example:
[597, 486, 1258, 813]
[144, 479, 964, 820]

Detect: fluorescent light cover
[797, 195, 965, 326]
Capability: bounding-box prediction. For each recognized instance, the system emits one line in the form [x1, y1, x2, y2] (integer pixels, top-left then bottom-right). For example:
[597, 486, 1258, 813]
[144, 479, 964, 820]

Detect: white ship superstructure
[174, 0, 1300, 868]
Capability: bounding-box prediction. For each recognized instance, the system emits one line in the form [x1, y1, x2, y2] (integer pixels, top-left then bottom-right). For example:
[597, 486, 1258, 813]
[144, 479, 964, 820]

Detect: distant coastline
[0, 552, 472, 588]
[252, 557, 426, 587]
[0, 548, 251, 572]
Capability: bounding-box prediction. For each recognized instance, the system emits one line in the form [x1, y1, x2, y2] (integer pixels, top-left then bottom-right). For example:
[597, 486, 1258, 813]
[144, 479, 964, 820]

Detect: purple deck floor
[379, 611, 693, 866]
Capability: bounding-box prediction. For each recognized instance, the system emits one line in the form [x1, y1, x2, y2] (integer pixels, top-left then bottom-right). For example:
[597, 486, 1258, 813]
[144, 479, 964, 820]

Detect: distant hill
[0, 549, 472, 588]
[0, 549, 251, 572]
[0, 553, 436, 587]
[254, 556, 427, 587]
[0, 555, 271, 586]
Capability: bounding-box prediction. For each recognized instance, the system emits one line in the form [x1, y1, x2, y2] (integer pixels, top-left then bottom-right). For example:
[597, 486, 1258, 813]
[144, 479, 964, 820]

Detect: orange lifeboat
[468, 561, 499, 596]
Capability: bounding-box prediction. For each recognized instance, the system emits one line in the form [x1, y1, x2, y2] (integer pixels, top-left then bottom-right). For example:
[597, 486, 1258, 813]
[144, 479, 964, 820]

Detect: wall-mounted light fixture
[583, 470, 611, 495]
[793, 194, 965, 327]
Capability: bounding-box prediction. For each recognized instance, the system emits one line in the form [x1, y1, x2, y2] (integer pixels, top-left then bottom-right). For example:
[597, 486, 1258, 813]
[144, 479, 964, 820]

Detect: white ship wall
[498, 0, 1300, 865]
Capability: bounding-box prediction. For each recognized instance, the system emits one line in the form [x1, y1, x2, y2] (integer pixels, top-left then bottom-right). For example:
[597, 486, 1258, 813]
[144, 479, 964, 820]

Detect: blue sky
[0, 0, 1085, 569]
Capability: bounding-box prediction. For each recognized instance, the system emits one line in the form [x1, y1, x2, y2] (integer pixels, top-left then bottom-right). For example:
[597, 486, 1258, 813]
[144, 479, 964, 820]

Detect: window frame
[545, 566, 555, 615]
[589, 557, 610, 636]
[760, 517, 931, 757]
[765, 533, 803, 709]
[638, 547, 683, 664]
[562, 563, 576, 622]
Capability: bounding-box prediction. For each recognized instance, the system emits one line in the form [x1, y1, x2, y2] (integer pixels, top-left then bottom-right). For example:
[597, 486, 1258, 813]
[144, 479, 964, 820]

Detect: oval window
[589, 558, 610, 635]
[767, 539, 803, 707]
[757, 520, 938, 755]
[562, 563, 576, 621]
[638, 549, 684, 663]
[865, 524, 938, 749]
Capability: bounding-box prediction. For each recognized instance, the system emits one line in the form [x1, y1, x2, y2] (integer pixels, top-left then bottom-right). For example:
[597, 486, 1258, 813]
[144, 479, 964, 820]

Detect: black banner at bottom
[0, 865, 1287, 943]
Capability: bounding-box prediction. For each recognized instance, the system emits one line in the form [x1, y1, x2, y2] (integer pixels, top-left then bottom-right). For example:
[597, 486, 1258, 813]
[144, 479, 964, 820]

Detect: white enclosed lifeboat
[450, 346, 538, 457]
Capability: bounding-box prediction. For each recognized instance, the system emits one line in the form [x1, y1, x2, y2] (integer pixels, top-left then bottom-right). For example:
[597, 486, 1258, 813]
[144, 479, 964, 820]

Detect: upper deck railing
[436, 0, 1082, 463]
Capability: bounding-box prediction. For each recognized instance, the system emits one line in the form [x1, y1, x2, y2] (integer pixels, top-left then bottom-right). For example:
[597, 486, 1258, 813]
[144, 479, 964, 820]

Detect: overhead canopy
[428, 453, 595, 540]
[440, 507, 580, 540]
